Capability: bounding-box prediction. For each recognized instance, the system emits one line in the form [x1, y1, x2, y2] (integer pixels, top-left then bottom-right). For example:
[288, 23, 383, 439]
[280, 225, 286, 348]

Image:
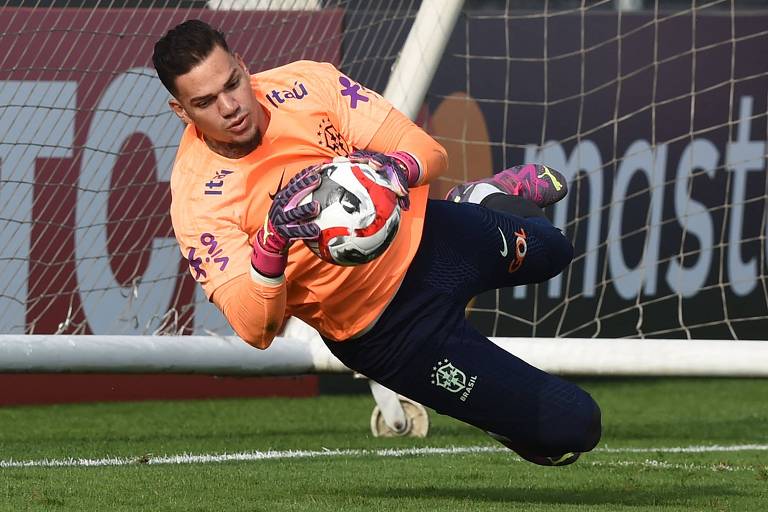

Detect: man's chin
[240, 129, 262, 150]
[205, 127, 262, 158]
[228, 129, 262, 155]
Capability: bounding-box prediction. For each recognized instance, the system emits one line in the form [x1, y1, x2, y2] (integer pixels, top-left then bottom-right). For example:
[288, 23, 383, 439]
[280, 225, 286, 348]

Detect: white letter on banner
[0, 81, 75, 333]
[607, 140, 666, 300]
[540, 140, 603, 298]
[77, 68, 183, 333]
[666, 139, 717, 297]
[725, 96, 764, 296]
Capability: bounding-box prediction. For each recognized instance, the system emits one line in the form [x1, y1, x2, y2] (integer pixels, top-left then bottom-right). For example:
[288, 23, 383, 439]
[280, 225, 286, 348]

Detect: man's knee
[489, 397, 601, 466]
[563, 393, 602, 453]
[549, 229, 575, 277]
[577, 398, 602, 452]
[537, 389, 602, 455]
[529, 218, 574, 280]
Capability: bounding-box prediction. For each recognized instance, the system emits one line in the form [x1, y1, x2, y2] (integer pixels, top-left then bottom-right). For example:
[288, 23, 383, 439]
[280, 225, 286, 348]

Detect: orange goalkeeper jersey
[170, 60, 443, 346]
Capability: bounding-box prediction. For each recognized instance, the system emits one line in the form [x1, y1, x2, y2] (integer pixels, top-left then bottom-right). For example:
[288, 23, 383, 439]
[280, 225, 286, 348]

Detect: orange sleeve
[302, 61, 447, 184]
[211, 270, 287, 349]
[365, 108, 448, 185]
[306, 61, 393, 150]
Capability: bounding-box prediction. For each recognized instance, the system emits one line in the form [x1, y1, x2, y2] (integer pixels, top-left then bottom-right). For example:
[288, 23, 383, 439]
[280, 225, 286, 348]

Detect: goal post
[2, 335, 767, 377]
[1, 1, 767, 378]
[383, 0, 464, 119]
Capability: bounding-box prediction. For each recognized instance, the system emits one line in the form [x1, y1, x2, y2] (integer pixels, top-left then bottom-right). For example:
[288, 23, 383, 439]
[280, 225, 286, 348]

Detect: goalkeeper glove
[251, 165, 322, 278]
[347, 150, 422, 211]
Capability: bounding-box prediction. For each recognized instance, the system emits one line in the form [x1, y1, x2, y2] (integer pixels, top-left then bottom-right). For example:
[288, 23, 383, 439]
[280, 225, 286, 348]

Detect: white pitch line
[1, 444, 767, 470]
[598, 443, 768, 453]
[0, 446, 501, 469]
[587, 459, 745, 472]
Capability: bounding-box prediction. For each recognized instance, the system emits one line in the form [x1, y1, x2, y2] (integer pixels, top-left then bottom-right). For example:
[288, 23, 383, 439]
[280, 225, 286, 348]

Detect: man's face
[170, 45, 261, 149]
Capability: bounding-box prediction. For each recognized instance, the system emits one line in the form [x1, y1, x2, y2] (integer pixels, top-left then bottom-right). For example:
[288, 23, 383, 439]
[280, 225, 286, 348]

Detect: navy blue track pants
[325, 199, 600, 456]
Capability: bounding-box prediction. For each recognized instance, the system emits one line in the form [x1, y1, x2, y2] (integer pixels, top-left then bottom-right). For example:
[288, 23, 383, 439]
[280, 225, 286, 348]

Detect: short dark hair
[153, 19, 230, 97]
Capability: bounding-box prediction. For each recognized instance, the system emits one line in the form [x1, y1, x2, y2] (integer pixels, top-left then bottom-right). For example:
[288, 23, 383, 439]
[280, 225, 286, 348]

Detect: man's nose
[219, 94, 239, 117]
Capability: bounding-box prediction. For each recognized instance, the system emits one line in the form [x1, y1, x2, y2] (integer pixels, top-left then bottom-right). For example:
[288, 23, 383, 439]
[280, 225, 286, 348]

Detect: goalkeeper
[153, 20, 601, 467]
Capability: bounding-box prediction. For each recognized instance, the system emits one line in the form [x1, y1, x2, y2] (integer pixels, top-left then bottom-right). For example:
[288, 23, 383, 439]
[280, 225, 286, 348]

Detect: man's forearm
[365, 109, 448, 185]
[212, 270, 287, 349]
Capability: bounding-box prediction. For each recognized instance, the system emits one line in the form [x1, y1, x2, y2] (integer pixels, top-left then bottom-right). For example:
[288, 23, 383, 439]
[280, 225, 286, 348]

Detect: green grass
[1, 378, 767, 511]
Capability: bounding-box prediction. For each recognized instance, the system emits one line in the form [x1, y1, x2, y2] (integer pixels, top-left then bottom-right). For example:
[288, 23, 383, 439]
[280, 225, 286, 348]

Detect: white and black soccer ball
[301, 160, 401, 266]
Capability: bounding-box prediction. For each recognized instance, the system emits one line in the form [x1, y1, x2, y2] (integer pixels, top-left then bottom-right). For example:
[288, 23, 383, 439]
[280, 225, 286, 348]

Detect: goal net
[429, 0, 768, 342]
[1, 1, 766, 358]
[1, 0, 432, 336]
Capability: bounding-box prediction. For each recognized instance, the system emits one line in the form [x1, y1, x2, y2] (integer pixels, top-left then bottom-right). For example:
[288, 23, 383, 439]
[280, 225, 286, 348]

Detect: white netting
[426, 0, 768, 340]
[1, 0, 767, 342]
[0, 0, 423, 335]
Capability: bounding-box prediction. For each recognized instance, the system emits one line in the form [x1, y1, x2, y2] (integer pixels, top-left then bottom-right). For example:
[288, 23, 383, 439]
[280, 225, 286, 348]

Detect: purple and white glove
[347, 150, 422, 211]
[251, 166, 322, 278]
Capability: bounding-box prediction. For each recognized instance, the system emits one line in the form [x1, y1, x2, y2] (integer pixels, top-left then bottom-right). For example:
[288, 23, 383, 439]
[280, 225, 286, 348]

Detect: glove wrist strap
[387, 151, 422, 187]
[252, 231, 288, 278]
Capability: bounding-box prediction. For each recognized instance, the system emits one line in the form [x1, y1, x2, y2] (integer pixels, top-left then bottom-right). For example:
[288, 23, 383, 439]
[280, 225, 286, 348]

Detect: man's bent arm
[365, 108, 448, 185]
[211, 270, 287, 349]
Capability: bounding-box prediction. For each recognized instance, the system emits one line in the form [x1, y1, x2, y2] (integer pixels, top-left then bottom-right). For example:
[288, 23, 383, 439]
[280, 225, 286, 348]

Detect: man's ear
[169, 98, 192, 125]
[235, 53, 249, 75]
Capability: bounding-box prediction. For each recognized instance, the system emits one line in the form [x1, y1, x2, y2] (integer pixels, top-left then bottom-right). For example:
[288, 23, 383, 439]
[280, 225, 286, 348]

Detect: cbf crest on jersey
[317, 117, 350, 156]
[431, 359, 478, 402]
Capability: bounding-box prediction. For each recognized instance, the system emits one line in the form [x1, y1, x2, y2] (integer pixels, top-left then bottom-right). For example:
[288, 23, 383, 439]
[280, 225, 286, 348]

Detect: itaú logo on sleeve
[265, 80, 309, 108]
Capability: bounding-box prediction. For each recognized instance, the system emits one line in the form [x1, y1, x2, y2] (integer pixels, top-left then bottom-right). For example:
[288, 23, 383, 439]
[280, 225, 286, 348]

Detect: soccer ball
[301, 160, 401, 266]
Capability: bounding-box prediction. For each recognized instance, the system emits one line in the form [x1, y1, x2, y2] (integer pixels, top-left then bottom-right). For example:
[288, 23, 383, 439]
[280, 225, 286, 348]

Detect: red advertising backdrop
[0, 9, 344, 403]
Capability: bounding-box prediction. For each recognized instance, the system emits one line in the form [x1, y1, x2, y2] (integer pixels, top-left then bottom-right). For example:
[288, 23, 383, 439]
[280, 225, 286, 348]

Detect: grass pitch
[1, 378, 767, 511]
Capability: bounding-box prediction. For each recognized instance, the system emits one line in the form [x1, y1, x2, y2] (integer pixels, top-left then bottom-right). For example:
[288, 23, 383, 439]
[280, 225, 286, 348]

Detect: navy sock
[480, 193, 545, 218]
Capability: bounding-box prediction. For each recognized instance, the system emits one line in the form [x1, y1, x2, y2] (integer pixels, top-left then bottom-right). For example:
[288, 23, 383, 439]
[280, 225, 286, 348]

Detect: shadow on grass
[366, 483, 739, 506]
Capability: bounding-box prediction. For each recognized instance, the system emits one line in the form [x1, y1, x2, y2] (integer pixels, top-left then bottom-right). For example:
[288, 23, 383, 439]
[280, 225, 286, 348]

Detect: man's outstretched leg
[445, 163, 602, 466]
[326, 305, 602, 468]
[326, 194, 601, 467]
